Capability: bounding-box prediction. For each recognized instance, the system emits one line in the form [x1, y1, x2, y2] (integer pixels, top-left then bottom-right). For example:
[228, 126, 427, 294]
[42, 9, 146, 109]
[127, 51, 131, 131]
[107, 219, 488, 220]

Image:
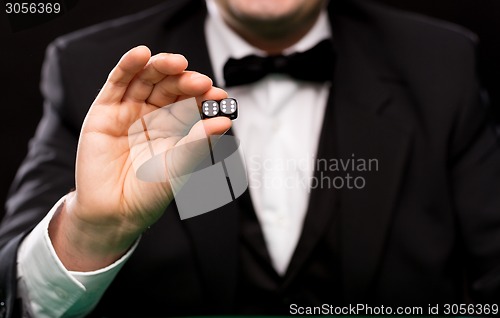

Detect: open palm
[56, 46, 231, 266]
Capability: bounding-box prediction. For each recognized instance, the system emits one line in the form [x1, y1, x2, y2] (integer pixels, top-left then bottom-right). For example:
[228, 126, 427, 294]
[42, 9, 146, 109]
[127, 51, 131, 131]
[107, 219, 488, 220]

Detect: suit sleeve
[450, 40, 500, 303]
[0, 41, 81, 317]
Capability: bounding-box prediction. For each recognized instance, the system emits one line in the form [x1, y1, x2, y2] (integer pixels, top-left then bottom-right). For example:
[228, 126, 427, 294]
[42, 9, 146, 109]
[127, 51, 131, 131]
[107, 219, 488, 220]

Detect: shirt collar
[204, 0, 332, 87]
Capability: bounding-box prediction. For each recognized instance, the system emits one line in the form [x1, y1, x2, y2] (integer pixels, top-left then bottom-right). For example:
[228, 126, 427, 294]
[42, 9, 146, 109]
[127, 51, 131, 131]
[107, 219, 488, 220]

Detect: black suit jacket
[1, 0, 500, 317]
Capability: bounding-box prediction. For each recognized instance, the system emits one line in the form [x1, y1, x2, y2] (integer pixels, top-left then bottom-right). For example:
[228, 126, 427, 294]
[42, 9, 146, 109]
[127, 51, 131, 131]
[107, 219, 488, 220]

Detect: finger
[178, 116, 232, 159]
[164, 87, 229, 137]
[146, 71, 213, 107]
[123, 53, 188, 103]
[194, 86, 228, 107]
[95, 46, 151, 104]
[197, 116, 232, 137]
[135, 116, 232, 184]
[164, 117, 232, 180]
[135, 98, 201, 143]
[169, 86, 228, 119]
[157, 87, 228, 136]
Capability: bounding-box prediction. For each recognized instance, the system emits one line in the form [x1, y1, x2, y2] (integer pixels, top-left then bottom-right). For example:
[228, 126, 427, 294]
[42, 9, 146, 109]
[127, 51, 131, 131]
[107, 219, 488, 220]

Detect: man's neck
[224, 19, 319, 55]
[216, 4, 324, 54]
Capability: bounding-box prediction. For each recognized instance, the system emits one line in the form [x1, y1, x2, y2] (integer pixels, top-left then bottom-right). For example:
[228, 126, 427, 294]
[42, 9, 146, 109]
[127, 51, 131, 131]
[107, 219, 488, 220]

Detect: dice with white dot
[201, 100, 220, 119]
[219, 98, 238, 120]
[201, 98, 238, 120]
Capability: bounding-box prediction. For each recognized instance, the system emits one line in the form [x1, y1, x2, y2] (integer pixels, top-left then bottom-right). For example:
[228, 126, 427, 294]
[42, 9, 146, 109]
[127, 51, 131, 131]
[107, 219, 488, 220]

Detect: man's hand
[48, 46, 231, 271]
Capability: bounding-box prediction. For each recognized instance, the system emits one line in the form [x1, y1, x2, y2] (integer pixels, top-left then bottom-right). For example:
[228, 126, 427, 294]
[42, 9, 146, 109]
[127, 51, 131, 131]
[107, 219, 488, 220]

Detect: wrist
[49, 192, 142, 271]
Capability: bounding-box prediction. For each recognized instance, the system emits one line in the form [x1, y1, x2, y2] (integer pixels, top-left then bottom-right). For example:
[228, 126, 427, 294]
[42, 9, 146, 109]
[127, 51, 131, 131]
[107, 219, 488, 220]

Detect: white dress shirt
[17, 196, 137, 317]
[16, 3, 332, 317]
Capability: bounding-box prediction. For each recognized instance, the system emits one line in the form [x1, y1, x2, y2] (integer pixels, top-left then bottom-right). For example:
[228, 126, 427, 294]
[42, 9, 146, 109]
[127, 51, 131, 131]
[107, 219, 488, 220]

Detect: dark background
[0, 0, 499, 221]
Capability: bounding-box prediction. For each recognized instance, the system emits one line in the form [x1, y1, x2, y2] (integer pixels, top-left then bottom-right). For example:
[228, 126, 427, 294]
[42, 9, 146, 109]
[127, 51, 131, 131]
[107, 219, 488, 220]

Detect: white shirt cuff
[16, 195, 138, 318]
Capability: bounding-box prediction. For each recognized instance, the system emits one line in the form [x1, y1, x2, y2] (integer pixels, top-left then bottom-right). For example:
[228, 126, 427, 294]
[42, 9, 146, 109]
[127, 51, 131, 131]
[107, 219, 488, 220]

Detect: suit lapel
[333, 64, 412, 300]
[280, 85, 340, 287]
[331, 1, 414, 300]
[284, 0, 413, 297]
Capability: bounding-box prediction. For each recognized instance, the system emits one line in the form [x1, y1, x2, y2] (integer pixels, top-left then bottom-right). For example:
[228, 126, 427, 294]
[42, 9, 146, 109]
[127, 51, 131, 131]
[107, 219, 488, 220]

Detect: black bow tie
[223, 39, 335, 87]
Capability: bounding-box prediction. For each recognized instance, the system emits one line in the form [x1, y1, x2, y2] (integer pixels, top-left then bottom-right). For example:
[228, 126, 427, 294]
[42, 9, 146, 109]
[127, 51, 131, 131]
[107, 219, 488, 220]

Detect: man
[1, 0, 500, 316]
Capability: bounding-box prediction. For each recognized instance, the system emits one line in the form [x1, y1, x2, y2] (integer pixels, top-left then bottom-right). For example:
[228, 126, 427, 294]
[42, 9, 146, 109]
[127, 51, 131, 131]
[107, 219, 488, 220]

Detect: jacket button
[0, 301, 6, 318]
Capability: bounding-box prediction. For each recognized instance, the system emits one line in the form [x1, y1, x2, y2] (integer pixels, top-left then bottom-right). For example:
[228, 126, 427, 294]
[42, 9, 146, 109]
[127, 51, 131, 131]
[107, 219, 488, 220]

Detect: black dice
[219, 98, 238, 119]
[201, 98, 238, 120]
[202, 100, 220, 118]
